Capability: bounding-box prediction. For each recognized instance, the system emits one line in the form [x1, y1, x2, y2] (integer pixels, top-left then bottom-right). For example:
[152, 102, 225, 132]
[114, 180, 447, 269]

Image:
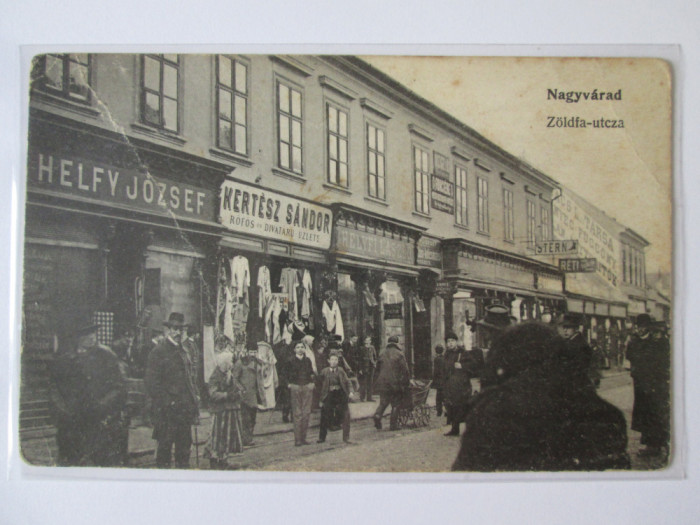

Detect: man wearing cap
[317, 350, 352, 443]
[145, 312, 200, 469]
[627, 314, 671, 458]
[372, 335, 410, 431]
[49, 323, 128, 466]
[443, 327, 485, 436]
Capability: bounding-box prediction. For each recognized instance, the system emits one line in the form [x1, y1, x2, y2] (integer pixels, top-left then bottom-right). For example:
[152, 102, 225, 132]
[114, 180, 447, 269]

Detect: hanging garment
[279, 267, 299, 312]
[265, 296, 284, 344]
[256, 344, 278, 410]
[230, 256, 250, 301]
[300, 269, 313, 319]
[257, 265, 272, 318]
[223, 286, 235, 342]
[322, 299, 345, 341]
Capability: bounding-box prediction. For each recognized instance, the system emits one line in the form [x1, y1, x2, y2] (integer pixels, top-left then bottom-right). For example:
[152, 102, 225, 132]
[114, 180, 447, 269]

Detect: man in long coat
[443, 329, 484, 436]
[627, 314, 671, 458]
[50, 323, 128, 466]
[145, 312, 199, 469]
[372, 335, 410, 431]
[558, 313, 597, 391]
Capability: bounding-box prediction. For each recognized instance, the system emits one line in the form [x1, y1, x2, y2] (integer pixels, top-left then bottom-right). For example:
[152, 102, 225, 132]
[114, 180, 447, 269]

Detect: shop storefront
[21, 115, 224, 431]
[329, 204, 429, 378]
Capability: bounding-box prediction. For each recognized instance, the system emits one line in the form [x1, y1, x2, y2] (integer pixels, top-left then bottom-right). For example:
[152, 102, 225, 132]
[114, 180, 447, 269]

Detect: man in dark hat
[475, 304, 513, 390]
[627, 313, 671, 459]
[443, 328, 484, 436]
[145, 312, 200, 468]
[49, 322, 128, 466]
[557, 312, 595, 391]
[373, 335, 410, 431]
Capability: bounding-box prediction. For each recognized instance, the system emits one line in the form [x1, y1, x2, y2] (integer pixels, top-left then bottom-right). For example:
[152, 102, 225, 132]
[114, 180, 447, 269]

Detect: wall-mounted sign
[417, 235, 442, 268]
[434, 279, 455, 296]
[433, 152, 451, 180]
[27, 150, 215, 221]
[559, 258, 597, 273]
[431, 174, 455, 214]
[384, 303, 403, 320]
[535, 240, 578, 255]
[219, 179, 333, 250]
[335, 226, 415, 265]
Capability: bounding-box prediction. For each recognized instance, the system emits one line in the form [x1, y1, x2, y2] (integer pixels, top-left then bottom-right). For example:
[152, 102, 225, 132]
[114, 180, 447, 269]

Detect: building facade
[22, 53, 571, 434]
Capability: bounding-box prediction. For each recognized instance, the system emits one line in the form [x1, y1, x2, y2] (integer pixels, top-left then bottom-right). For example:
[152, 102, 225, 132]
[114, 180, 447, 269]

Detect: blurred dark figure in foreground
[49, 323, 128, 466]
[627, 314, 671, 459]
[453, 322, 630, 472]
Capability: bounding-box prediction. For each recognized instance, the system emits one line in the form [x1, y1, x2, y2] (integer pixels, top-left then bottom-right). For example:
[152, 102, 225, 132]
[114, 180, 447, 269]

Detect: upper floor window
[216, 56, 248, 155]
[526, 200, 537, 246]
[327, 104, 348, 187]
[414, 146, 431, 214]
[36, 54, 91, 101]
[141, 54, 180, 133]
[277, 81, 303, 174]
[367, 123, 386, 200]
[540, 205, 551, 241]
[503, 188, 514, 242]
[477, 176, 489, 233]
[455, 165, 468, 227]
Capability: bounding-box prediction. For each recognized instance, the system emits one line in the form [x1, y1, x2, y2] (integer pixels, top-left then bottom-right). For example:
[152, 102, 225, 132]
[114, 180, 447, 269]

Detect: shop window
[216, 55, 248, 155]
[327, 104, 349, 187]
[413, 146, 430, 214]
[277, 81, 303, 174]
[526, 200, 537, 247]
[141, 54, 180, 133]
[503, 188, 514, 242]
[455, 164, 468, 226]
[367, 123, 386, 200]
[34, 53, 91, 102]
[477, 176, 489, 233]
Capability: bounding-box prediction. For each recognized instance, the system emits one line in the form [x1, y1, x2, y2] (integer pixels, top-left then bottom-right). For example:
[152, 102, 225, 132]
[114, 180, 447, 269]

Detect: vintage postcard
[18, 53, 673, 474]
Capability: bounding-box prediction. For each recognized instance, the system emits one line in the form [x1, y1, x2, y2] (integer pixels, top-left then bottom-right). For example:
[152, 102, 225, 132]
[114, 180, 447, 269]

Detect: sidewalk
[128, 390, 438, 459]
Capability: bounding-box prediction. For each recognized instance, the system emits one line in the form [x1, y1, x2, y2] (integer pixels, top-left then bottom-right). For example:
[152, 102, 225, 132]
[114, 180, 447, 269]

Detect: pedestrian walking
[204, 351, 243, 469]
[317, 350, 352, 444]
[453, 322, 630, 472]
[287, 339, 316, 446]
[372, 335, 410, 431]
[558, 313, 597, 390]
[144, 312, 200, 469]
[232, 343, 264, 447]
[49, 322, 128, 467]
[358, 334, 377, 402]
[443, 328, 484, 436]
[627, 314, 671, 459]
[432, 345, 447, 417]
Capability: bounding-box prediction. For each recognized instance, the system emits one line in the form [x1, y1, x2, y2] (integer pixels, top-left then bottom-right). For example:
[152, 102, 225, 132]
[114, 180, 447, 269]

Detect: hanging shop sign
[384, 303, 404, 320]
[27, 150, 215, 221]
[559, 257, 598, 273]
[431, 174, 455, 214]
[219, 179, 333, 250]
[434, 279, 455, 296]
[535, 239, 578, 255]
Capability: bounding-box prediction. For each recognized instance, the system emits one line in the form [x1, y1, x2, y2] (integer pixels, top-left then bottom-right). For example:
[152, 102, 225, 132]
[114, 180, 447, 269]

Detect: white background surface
[1, 1, 697, 523]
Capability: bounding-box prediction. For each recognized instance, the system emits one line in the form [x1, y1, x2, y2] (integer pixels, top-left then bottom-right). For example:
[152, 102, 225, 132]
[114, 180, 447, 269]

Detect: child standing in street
[317, 351, 352, 444]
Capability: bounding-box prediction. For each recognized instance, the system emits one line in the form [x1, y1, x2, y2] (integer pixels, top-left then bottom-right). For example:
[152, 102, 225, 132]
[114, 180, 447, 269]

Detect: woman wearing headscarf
[453, 322, 630, 472]
[204, 351, 243, 469]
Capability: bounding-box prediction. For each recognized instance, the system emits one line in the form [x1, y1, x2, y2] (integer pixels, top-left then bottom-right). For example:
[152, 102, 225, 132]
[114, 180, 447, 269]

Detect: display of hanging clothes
[257, 265, 271, 318]
[300, 269, 313, 320]
[322, 299, 344, 341]
[230, 256, 250, 301]
[279, 267, 299, 320]
[255, 344, 278, 410]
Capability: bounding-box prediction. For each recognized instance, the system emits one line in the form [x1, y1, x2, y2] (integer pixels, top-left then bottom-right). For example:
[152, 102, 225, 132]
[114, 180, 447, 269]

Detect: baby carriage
[396, 379, 432, 429]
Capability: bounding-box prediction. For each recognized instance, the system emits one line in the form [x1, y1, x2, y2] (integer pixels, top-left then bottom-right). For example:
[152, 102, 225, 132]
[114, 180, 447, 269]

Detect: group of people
[430, 304, 671, 471]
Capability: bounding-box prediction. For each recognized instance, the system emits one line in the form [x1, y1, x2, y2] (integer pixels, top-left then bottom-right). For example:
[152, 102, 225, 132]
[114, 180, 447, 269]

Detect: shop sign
[535, 239, 578, 255]
[335, 226, 415, 265]
[417, 236, 442, 268]
[559, 257, 597, 273]
[27, 150, 214, 221]
[434, 279, 454, 296]
[433, 152, 451, 179]
[431, 174, 455, 214]
[219, 179, 333, 250]
[384, 303, 403, 319]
